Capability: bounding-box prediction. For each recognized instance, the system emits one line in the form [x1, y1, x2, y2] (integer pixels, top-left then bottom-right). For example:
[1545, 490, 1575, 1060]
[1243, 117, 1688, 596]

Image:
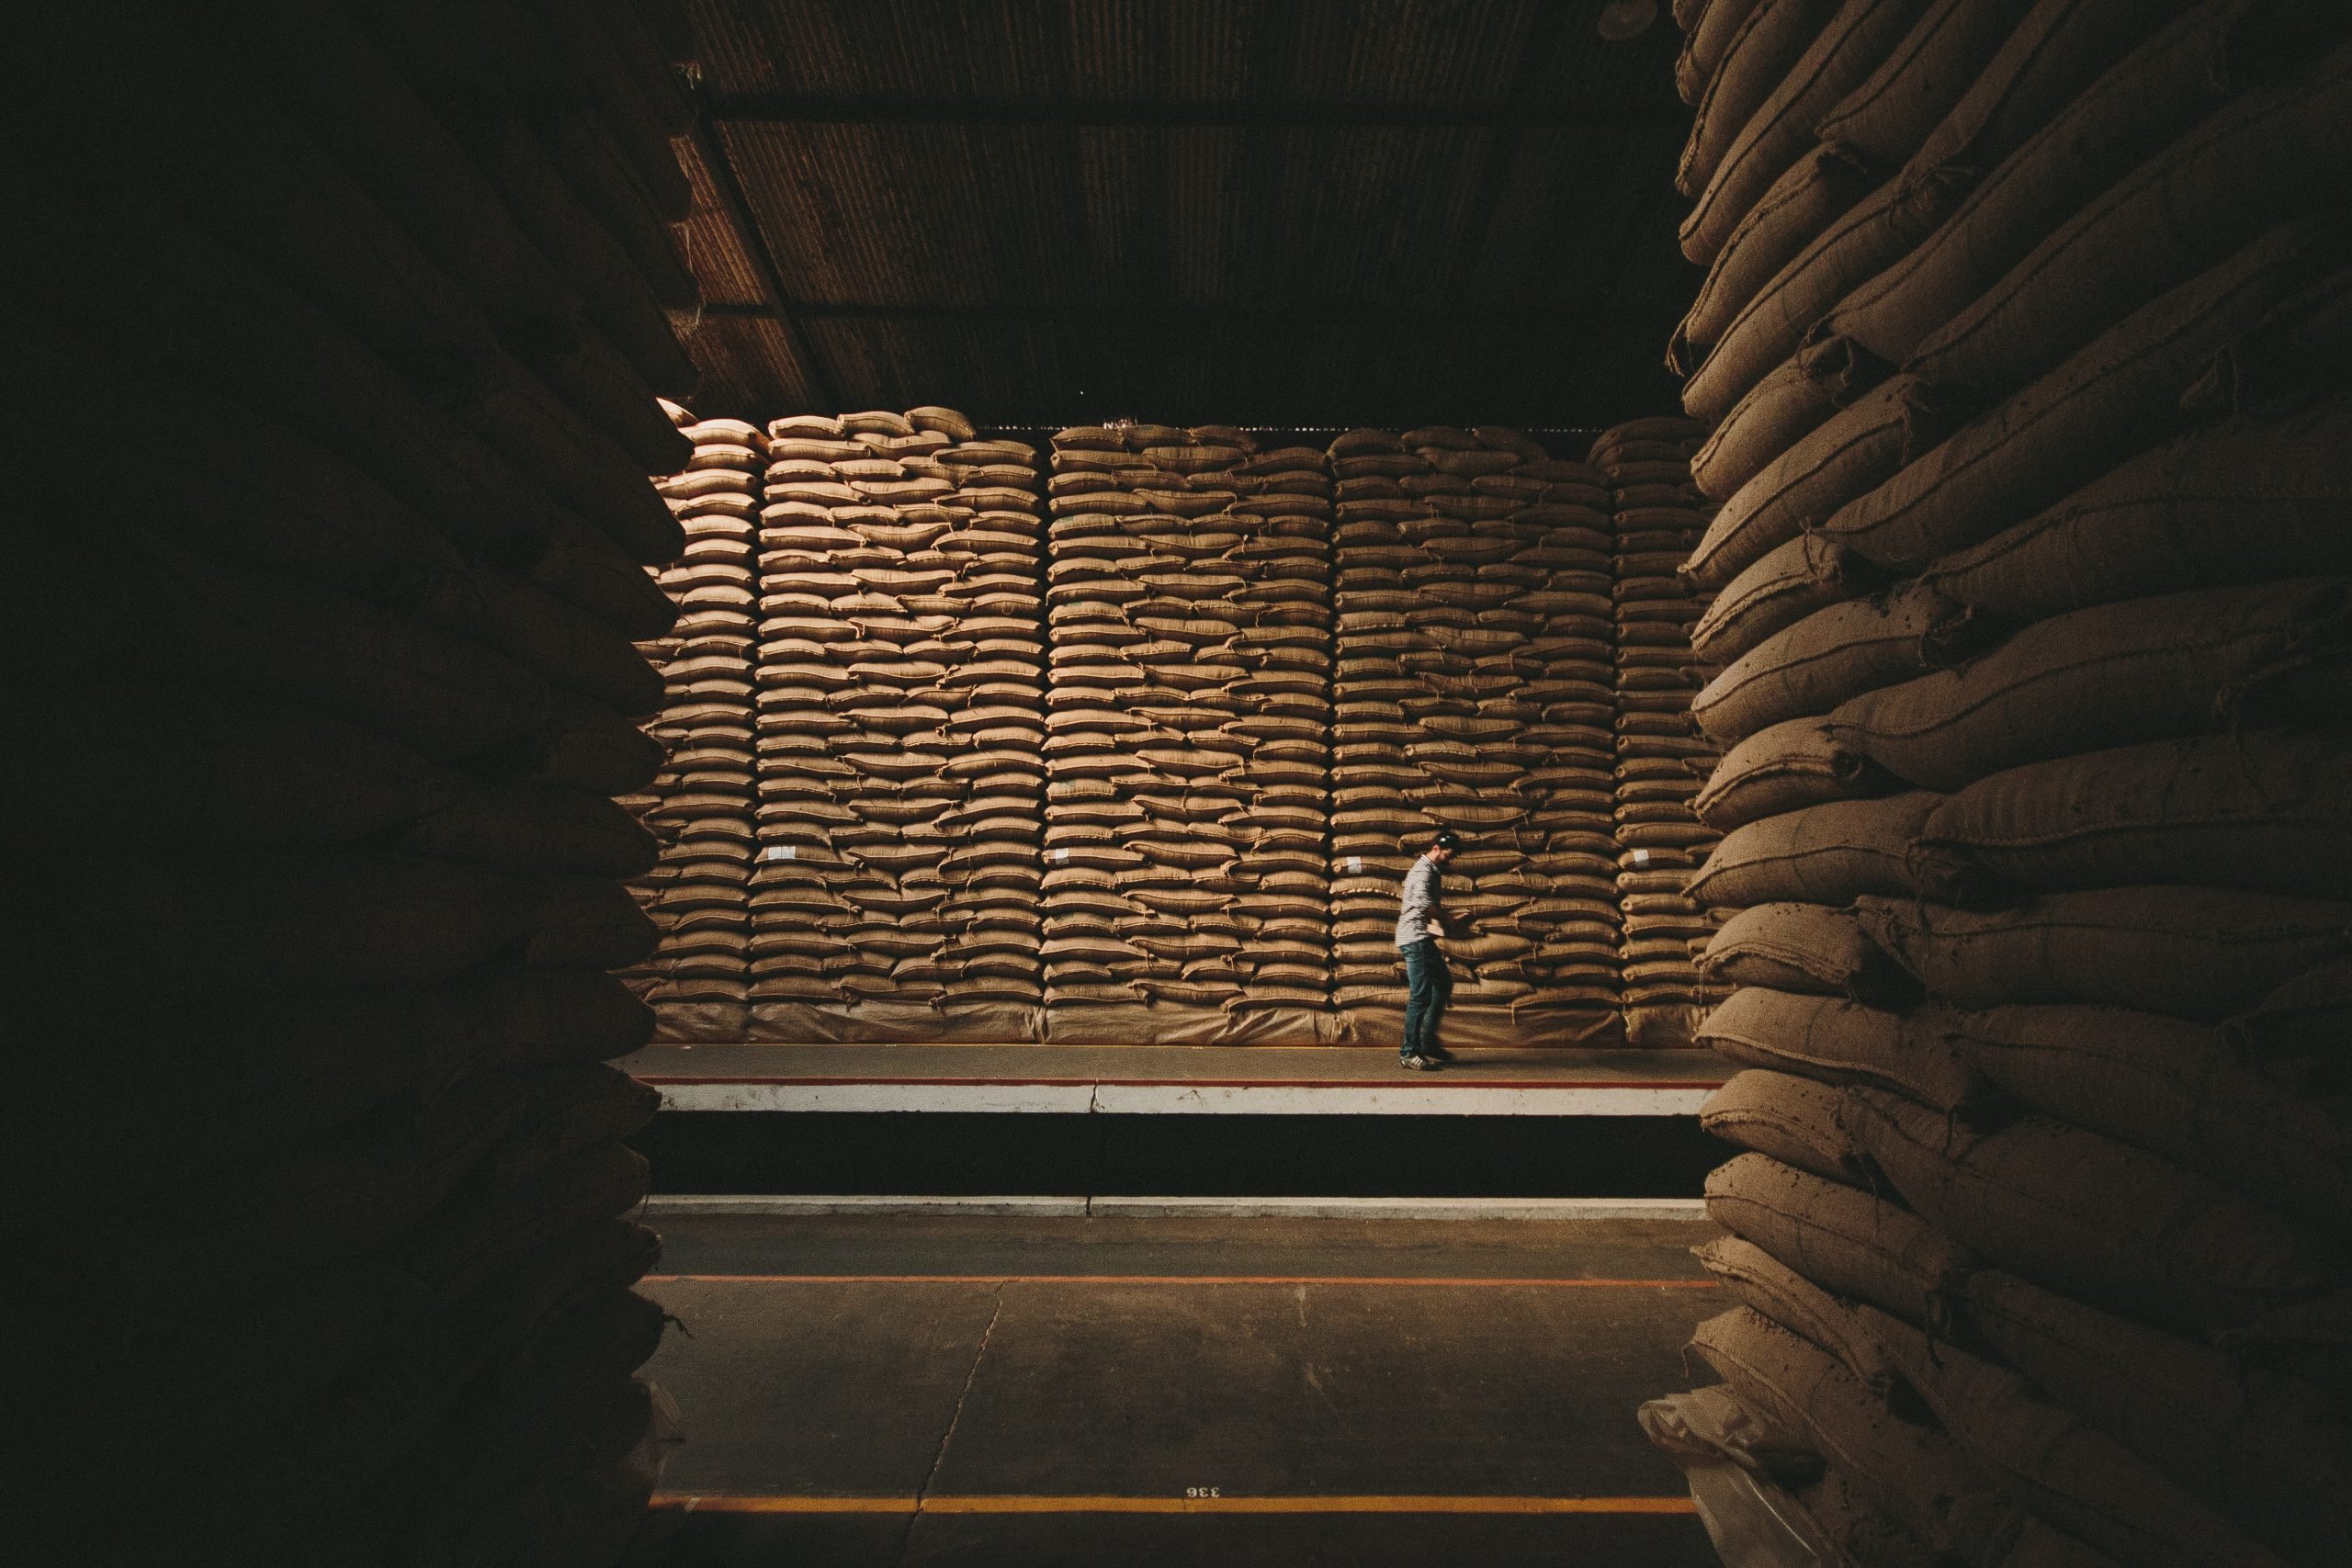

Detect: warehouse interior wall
[8, 0, 2352, 1562]
[625, 411, 1731, 1047]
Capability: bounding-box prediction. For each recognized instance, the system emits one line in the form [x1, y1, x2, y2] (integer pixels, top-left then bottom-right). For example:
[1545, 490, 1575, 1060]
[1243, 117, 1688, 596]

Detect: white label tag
[1052, 848, 1069, 862]
[1346, 856, 1363, 872]
[1630, 849, 1650, 866]
[764, 845, 797, 862]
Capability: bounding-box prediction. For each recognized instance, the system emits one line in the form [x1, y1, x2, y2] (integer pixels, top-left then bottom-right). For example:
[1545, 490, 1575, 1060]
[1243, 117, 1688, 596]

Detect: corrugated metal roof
[671, 127, 767, 306]
[670, 0, 1693, 424]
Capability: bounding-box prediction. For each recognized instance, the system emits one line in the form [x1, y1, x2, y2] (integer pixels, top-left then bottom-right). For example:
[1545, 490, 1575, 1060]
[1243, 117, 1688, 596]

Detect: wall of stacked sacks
[625, 406, 1048, 1043]
[1037, 426, 1335, 1043]
[6, 0, 701, 1559]
[1327, 426, 1628, 1047]
[1593, 417, 1731, 1042]
[622, 414, 765, 1014]
[1644, 3, 2352, 1566]
[629, 418, 1782, 1047]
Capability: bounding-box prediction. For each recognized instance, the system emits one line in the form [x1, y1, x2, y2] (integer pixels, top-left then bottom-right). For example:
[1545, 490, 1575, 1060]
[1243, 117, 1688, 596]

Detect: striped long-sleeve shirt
[1395, 854, 1443, 947]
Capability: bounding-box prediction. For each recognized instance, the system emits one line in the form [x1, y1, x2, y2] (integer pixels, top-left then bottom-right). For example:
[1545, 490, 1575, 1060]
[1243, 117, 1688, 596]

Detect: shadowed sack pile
[1645, 4, 2352, 1566]
[0, 0, 702, 1560]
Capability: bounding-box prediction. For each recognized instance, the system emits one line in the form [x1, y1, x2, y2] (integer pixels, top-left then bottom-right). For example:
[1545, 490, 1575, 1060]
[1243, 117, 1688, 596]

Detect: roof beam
[701, 94, 1690, 130]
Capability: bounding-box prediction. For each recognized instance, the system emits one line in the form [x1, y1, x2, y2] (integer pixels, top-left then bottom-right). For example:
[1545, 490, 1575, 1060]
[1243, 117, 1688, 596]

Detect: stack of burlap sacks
[4, 0, 701, 1561]
[724, 408, 1046, 1040]
[1040, 425, 1336, 1043]
[1328, 427, 1624, 1046]
[1591, 416, 1728, 1042]
[1645, 3, 2352, 1565]
[618, 413, 765, 1021]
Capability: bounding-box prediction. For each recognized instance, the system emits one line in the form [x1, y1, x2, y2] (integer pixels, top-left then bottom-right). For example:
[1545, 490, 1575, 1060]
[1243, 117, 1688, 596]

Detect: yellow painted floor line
[654, 1494, 1699, 1516]
[644, 1273, 1722, 1288]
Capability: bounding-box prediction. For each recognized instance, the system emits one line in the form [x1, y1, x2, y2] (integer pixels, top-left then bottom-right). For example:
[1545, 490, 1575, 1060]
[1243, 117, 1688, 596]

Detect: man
[1396, 829, 1460, 1070]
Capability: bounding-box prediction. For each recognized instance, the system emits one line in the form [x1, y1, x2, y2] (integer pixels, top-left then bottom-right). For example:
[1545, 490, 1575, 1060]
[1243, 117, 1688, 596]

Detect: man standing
[1396, 829, 1461, 1070]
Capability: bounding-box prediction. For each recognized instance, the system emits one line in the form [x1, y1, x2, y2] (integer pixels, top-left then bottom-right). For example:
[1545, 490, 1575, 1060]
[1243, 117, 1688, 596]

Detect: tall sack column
[623, 413, 763, 1033]
[1595, 416, 1724, 1044]
[1645, 6, 2352, 1565]
[1329, 426, 1623, 1047]
[749, 409, 1046, 1039]
[1041, 424, 1335, 1043]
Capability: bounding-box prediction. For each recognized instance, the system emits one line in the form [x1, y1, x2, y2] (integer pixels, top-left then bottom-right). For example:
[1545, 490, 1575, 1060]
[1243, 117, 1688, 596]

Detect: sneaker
[1399, 1054, 1440, 1071]
[1420, 1045, 1456, 1063]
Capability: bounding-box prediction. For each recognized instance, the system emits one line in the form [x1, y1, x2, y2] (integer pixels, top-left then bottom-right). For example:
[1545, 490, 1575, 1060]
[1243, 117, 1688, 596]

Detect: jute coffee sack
[1854, 1305, 2300, 1568]
[1696, 986, 1979, 1110]
[1686, 789, 1939, 908]
[1699, 901, 1918, 1007]
[1823, 578, 2352, 794]
[1682, 374, 1969, 592]
[1826, 0, 2343, 372]
[1953, 1270, 2352, 1568]
[1701, 1067, 1871, 1184]
[1040, 423, 1331, 1043]
[1817, 220, 2346, 577]
[1682, 1305, 2071, 1566]
[1320, 426, 1634, 1040]
[1691, 580, 1977, 747]
[1852, 886, 2352, 1021]
[1679, 0, 1939, 267]
[1940, 1003, 2352, 1237]
[1843, 1088, 2340, 1337]
[1692, 534, 1889, 667]
[1702, 1153, 1974, 1329]
[1913, 393, 2352, 628]
[1692, 1234, 1905, 1398]
[1681, 0, 2222, 428]
[1908, 731, 2352, 906]
[732, 409, 1046, 1039]
[1677, 0, 1849, 218]
[1691, 716, 1895, 831]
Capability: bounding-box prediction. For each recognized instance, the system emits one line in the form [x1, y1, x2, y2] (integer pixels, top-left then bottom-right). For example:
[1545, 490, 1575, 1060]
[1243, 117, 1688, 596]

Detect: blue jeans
[1401, 938, 1452, 1058]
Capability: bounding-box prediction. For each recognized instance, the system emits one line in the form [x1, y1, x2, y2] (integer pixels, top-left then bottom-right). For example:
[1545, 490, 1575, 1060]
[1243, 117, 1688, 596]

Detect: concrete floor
[627, 1212, 1726, 1566]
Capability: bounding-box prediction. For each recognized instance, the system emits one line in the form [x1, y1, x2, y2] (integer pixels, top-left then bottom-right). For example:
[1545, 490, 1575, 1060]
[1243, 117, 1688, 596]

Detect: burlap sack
[1856, 1303, 2297, 1568]
[1843, 1087, 2337, 1333]
[1680, 0, 1939, 266]
[1825, 579, 2352, 793]
[1827, 0, 2287, 366]
[1853, 886, 2352, 1021]
[1705, 1152, 1974, 1326]
[1699, 986, 1978, 1108]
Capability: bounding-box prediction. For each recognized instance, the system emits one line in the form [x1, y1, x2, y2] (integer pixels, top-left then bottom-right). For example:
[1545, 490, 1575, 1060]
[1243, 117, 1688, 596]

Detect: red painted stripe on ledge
[636, 1076, 1725, 1089]
[643, 1274, 1723, 1288]
[653, 1493, 1701, 1516]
